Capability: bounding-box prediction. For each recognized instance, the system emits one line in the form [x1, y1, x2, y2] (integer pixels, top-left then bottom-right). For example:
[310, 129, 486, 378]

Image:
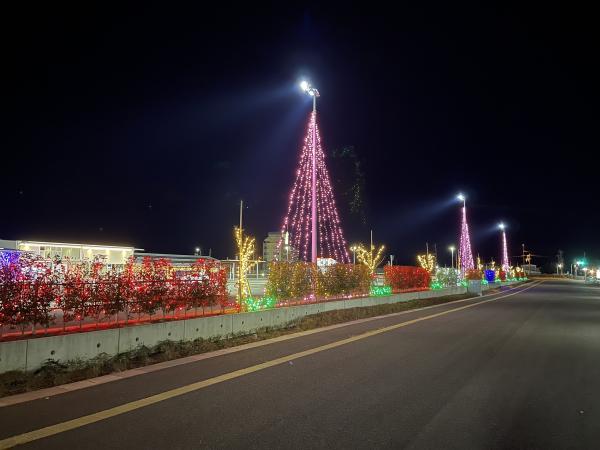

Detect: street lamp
[300, 80, 320, 110]
[448, 245, 455, 269]
[457, 193, 466, 208]
[350, 245, 357, 264]
[300, 80, 320, 264]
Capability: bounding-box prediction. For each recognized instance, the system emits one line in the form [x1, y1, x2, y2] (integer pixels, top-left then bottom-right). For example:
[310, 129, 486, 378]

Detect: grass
[0, 291, 479, 398]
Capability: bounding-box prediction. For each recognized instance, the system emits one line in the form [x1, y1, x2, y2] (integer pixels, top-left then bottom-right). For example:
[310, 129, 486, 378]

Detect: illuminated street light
[498, 223, 509, 271]
[350, 245, 358, 264]
[448, 245, 455, 269]
[299, 80, 320, 107]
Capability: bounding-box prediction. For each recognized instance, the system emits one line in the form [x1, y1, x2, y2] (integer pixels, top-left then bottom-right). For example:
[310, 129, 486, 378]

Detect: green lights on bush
[370, 285, 392, 297]
[430, 280, 443, 290]
[245, 296, 277, 312]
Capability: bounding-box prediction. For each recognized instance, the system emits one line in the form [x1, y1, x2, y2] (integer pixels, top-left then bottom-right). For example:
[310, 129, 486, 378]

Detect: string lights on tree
[457, 193, 475, 273]
[355, 230, 385, 275]
[278, 81, 350, 264]
[417, 253, 437, 273]
[234, 226, 256, 310]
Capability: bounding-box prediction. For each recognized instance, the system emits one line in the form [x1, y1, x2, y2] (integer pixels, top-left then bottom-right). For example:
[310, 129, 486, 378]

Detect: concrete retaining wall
[0, 283, 517, 373]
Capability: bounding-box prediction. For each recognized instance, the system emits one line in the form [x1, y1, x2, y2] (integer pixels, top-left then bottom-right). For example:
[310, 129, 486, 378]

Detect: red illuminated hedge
[384, 266, 431, 291]
[0, 253, 227, 333]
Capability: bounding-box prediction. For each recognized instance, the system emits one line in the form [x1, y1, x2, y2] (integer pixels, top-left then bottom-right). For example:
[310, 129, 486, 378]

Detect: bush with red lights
[383, 266, 431, 291]
[0, 253, 227, 333]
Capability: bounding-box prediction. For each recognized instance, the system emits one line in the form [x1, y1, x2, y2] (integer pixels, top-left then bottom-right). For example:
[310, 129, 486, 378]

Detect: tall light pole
[499, 222, 509, 271]
[238, 200, 243, 303]
[300, 80, 320, 264]
[350, 245, 357, 264]
[448, 245, 455, 269]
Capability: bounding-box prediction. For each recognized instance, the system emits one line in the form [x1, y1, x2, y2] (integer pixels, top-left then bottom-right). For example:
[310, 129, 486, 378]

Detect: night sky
[2, 4, 598, 270]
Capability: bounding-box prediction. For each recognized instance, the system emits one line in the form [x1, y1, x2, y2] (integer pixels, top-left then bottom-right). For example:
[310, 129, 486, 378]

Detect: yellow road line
[0, 281, 541, 449]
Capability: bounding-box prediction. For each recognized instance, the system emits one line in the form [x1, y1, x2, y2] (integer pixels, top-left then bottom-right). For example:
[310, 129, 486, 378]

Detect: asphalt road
[2, 279, 600, 449]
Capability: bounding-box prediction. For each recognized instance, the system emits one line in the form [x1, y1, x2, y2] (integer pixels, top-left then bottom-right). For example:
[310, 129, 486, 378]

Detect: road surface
[1, 279, 600, 449]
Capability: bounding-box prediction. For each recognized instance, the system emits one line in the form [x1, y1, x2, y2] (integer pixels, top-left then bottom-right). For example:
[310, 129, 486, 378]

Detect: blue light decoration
[484, 269, 496, 283]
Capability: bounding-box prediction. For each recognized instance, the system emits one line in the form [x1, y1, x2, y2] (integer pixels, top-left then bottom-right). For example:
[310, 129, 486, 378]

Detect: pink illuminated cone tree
[458, 194, 475, 273]
[278, 102, 349, 263]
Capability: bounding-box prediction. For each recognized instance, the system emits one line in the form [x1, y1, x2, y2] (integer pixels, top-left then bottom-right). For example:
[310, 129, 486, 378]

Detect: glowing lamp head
[448, 246, 455, 252]
[300, 80, 309, 92]
[457, 193, 465, 202]
[499, 223, 505, 230]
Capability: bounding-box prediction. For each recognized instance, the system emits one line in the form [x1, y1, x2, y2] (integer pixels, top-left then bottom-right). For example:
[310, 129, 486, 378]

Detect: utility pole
[238, 200, 243, 303]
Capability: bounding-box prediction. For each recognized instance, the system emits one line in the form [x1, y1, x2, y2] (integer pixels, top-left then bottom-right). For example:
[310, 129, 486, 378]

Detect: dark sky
[2, 3, 598, 268]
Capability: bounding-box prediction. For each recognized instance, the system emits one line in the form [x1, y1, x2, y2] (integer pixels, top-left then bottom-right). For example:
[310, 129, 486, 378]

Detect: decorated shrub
[1, 254, 227, 332]
[484, 270, 496, 283]
[434, 268, 459, 288]
[316, 264, 371, 298]
[384, 266, 431, 291]
[266, 261, 316, 301]
[266, 262, 371, 300]
[498, 270, 507, 281]
[465, 269, 483, 281]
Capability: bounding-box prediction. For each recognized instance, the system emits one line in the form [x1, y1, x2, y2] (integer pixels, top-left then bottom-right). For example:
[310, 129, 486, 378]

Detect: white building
[0, 239, 138, 266]
[262, 232, 298, 262]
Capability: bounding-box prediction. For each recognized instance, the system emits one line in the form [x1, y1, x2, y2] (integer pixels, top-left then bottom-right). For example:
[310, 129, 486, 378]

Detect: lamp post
[448, 245, 455, 269]
[350, 245, 357, 264]
[300, 80, 320, 264]
[498, 223, 509, 272]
